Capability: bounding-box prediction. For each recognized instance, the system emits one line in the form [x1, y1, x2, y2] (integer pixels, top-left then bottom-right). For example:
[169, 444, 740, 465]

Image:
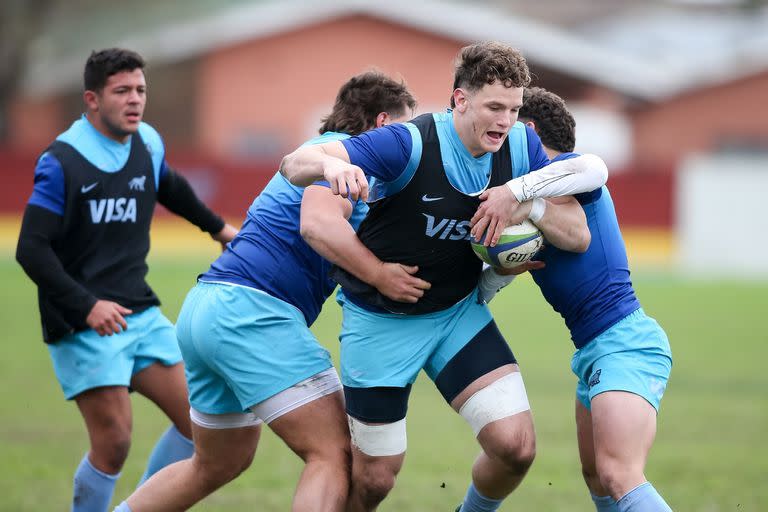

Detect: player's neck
[544, 146, 561, 161]
[85, 113, 131, 144]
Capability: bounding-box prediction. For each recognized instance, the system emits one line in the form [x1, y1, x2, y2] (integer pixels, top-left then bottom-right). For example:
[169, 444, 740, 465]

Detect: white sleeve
[477, 265, 517, 304]
[506, 154, 608, 202]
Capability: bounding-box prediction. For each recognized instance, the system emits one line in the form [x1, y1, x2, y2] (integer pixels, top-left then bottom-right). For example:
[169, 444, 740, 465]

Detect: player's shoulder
[305, 131, 351, 147]
[431, 110, 451, 124]
[552, 151, 581, 162]
[346, 123, 415, 148]
[138, 122, 164, 156]
[34, 151, 64, 175]
[55, 116, 89, 147]
[409, 110, 448, 133]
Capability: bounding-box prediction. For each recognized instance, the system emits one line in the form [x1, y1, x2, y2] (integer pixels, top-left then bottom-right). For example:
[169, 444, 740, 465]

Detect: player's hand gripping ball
[471, 219, 543, 269]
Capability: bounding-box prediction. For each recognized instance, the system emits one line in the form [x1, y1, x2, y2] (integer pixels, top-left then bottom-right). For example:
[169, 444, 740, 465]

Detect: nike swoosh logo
[421, 194, 444, 202]
[81, 182, 98, 193]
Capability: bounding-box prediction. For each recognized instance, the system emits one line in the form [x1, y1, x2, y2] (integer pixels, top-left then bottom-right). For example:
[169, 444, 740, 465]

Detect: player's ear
[83, 90, 99, 112]
[524, 120, 536, 130]
[375, 112, 389, 128]
[453, 89, 468, 113]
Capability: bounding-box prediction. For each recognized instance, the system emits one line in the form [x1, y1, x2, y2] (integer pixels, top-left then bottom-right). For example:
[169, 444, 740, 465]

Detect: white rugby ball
[471, 219, 543, 269]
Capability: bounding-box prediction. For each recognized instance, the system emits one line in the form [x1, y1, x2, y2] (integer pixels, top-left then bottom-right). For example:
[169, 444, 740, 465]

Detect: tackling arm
[531, 196, 591, 253]
[300, 186, 430, 303]
[471, 153, 607, 247]
[280, 142, 369, 201]
[507, 153, 607, 202]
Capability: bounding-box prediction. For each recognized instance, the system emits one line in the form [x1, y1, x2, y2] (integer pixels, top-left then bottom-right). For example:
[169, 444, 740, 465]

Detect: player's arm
[300, 185, 431, 303]
[530, 196, 590, 253]
[16, 205, 132, 335]
[506, 153, 608, 203]
[477, 259, 545, 304]
[157, 164, 237, 248]
[280, 141, 368, 201]
[471, 147, 607, 246]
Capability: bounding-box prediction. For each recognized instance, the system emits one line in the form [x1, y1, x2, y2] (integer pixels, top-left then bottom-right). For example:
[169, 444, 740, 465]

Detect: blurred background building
[2, 0, 767, 273]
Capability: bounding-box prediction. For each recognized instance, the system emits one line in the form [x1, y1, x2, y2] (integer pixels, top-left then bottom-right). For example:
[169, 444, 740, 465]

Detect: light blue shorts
[176, 281, 334, 415]
[47, 306, 182, 399]
[572, 308, 672, 411]
[337, 288, 493, 388]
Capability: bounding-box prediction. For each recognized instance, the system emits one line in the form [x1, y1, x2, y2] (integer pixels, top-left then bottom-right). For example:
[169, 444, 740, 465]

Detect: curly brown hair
[319, 71, 416, 136]
[518, 87, 576, 153]
[450, 41, 531, 107]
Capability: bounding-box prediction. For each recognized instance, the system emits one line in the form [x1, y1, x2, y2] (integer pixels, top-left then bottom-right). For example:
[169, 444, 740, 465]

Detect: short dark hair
[84, 48, 145, 92]
[451, 41, 531, 108]
[519, 87, 576, 153]
[319, 71, 416, 136]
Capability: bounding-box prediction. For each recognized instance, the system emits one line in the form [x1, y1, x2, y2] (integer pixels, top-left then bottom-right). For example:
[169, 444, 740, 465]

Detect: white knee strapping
[459, 372, 530, 436]
[348, 416, 407, 457]
[190, 407, 262, 429]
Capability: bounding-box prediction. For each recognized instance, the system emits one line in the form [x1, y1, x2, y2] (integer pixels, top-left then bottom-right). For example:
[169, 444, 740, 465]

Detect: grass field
[1, 251, 767, 511]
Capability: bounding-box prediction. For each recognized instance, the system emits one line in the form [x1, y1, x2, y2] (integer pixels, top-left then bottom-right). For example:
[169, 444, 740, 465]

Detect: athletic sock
[458, 482, 504, 512]
[113, 502, 132, 512]
[592, 493, 619, 512]
[138, 425, 194, 486]
[617, 482, 672, 512]
[72, 454, 120, 512]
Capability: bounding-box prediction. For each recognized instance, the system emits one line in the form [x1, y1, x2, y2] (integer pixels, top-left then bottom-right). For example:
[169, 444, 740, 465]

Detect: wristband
[528, 198, 547, 224]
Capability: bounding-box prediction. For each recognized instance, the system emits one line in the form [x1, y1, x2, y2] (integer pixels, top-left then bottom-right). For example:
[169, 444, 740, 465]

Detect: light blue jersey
[28, 115, 167, 216]
[200, 132, 369, 325]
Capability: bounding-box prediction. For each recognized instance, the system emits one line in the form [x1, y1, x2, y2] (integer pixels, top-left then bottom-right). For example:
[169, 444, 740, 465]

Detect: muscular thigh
[268, 390, 349, 459]
[590, 391, 657, 469]
[132, 361, 190, 435]
[75, 386, 133, 439]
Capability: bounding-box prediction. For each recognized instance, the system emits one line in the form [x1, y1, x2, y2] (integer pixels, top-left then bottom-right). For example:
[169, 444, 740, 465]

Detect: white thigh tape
[252, 367, 342, 424]
[190, 407, 262, 429]
[348, 416, 407, 457]
[459, 372, 531, 436]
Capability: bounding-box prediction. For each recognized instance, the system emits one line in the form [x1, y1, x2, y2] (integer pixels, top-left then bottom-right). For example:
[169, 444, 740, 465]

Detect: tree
[0, 0, 54, 142]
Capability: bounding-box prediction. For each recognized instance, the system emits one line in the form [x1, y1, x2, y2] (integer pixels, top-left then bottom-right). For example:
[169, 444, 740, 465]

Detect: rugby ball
[471, 219, 543, 269]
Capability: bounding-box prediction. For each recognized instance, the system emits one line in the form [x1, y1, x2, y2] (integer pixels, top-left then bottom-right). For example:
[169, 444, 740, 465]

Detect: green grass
[1, 256, 766, 511]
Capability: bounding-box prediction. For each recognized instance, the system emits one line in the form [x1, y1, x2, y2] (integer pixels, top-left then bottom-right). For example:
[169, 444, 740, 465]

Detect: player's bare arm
[470, 153, 607, 247]
[280, 141, 369, 201]
[300, 185, 430, 303]
[532, 196, 590, 253]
